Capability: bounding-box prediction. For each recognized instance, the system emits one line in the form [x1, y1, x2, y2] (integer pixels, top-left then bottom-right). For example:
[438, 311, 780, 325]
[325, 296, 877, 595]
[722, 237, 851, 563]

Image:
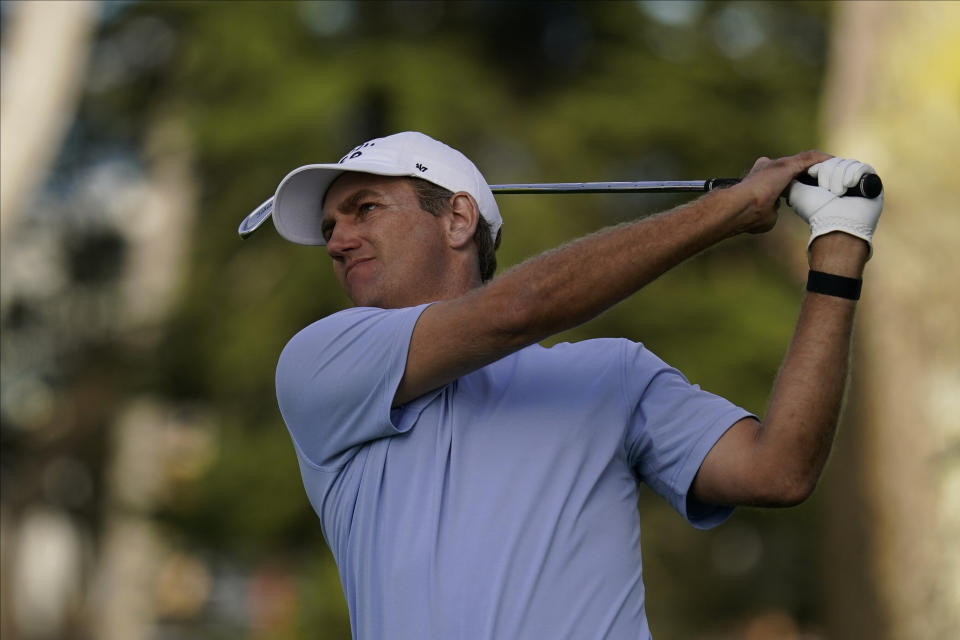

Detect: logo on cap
[338, 141, 376, 164]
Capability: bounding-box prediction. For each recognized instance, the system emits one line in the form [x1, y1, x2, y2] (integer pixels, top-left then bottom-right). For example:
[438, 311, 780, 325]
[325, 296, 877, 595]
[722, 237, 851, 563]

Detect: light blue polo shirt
[276, 304, 752, 639]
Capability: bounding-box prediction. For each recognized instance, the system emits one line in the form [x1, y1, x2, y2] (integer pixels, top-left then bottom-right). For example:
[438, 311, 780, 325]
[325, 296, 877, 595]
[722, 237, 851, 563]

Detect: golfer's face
[321, 173, 448, 308]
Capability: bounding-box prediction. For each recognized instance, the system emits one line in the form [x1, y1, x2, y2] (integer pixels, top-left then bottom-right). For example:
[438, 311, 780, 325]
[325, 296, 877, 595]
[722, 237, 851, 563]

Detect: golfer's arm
[395, 185, 756, 406]
[692, 232, 868, 507]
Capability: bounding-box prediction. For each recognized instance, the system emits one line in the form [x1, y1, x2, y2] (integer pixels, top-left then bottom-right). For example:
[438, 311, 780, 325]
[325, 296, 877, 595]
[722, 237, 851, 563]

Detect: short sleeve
[622, 342, 754, 529]
[275, 304, 431, 470]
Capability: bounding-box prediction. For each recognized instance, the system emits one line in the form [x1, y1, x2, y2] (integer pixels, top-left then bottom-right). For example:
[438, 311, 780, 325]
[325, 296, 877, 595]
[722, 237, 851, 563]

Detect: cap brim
[272, 160, 416, 245]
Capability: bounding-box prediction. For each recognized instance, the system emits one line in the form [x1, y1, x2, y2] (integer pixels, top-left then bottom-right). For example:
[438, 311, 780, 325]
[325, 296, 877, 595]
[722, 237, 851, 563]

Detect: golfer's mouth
[345, 257, 375, 278]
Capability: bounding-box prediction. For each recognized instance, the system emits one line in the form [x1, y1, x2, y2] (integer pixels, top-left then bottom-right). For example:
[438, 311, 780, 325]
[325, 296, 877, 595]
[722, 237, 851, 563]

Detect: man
[271, 131, 882, 638]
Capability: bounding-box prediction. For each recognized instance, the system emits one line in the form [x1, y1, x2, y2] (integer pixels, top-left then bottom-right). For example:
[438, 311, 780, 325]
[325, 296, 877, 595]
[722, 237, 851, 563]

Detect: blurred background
[1, 1, 957, 638]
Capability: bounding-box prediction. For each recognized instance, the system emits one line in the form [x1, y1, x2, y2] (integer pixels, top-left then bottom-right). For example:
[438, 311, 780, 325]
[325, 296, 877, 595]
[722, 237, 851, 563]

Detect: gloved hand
[787, 157, 884, 259]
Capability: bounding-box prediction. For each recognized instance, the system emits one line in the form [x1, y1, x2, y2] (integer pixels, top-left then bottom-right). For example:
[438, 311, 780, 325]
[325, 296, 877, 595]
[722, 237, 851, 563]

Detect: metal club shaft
[489, 180, 723, 194]
[238, 174, 880, 239]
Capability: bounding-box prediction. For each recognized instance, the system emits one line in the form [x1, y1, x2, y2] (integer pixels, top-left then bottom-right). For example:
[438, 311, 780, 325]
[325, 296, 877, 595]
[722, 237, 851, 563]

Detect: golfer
[272, 132, 882, 638]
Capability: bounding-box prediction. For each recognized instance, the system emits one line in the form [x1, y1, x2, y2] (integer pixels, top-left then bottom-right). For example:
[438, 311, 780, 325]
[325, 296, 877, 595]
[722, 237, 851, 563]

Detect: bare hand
[734, 151, 833, 234]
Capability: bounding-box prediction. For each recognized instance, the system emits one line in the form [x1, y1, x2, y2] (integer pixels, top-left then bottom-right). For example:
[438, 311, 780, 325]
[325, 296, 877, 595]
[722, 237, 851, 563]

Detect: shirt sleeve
[275, 304, 431, 470]
[622, 341, 755, 529]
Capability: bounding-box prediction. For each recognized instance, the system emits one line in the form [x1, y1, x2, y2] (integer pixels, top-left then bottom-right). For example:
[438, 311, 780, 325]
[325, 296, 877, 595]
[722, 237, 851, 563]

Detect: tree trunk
[0, 0, 99, 243]
[90, 109, 199, 639]
[819, 3, 960, 638]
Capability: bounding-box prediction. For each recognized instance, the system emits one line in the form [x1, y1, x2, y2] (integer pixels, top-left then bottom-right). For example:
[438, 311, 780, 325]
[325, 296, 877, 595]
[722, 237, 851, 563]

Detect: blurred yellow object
[819, 2, 960, 638]
[154, 553, 212, 620]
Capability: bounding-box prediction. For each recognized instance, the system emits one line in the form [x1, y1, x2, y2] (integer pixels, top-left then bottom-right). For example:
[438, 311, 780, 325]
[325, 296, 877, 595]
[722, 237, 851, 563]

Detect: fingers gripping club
[787, 158, 885, 258]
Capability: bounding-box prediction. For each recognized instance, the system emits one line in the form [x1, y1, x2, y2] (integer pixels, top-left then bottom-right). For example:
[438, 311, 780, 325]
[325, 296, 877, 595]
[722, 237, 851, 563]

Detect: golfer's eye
[358, 202, 378, 215]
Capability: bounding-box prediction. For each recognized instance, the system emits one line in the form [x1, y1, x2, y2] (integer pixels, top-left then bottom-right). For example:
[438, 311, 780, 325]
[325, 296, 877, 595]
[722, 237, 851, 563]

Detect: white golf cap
[272, 131, 502, 246]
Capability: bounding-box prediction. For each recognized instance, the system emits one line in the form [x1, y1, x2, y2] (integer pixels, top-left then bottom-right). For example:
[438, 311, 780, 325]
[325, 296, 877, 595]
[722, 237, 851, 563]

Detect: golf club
[238, 172, 882, 239]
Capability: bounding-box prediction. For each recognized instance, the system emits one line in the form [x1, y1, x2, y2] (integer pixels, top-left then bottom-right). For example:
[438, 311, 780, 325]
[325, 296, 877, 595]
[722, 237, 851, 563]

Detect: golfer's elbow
[775, 475, 818, 507]
[750, 416, 835, 507]
[760, 464, 820, 507]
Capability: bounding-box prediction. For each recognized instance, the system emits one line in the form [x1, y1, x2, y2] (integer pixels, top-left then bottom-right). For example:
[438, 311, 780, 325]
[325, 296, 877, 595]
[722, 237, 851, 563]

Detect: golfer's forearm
[756, 233, 867, 500]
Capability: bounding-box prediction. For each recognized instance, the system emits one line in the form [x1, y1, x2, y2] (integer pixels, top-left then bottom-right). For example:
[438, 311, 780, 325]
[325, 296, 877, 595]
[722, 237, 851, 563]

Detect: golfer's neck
[362, 270, 482, 309]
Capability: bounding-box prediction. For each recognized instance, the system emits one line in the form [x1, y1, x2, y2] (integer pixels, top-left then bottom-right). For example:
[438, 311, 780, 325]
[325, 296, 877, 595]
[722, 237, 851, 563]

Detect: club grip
[704, 178, 741, 191]
[706, 173, 883, 199]
[794, 172, 883, 198]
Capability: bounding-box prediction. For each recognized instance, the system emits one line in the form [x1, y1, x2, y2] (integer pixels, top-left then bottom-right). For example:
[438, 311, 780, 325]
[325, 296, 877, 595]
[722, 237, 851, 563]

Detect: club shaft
[489, 180, 723, 194]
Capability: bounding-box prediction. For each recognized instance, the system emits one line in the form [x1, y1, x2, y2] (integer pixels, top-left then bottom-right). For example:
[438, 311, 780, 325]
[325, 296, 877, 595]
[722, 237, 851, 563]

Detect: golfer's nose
[326, 220, 361, 257]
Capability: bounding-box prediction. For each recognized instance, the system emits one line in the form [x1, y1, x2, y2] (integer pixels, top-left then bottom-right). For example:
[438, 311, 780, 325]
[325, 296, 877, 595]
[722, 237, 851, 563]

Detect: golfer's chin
[343, 264, 382, 307]
[345, 281, 394, 309]
[346, 285, 380, 309]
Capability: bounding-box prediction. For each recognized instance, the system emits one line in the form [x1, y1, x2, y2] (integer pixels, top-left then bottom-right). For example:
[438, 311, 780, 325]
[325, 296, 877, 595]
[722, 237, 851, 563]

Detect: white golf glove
[787, 157, 883, 258]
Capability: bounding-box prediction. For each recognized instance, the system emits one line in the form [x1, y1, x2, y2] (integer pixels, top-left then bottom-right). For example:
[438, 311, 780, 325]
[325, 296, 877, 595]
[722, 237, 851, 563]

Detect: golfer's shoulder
[311, 305, 397, 333]
[276, 305, 426, 406]
[277, 308, 359, 357]
[282, 304, 434, 373]
[285, 306, 423, 350]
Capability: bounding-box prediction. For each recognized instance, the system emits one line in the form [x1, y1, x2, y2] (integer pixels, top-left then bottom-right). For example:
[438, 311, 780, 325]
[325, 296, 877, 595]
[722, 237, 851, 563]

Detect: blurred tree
[0, 0, 99, 240]
[1, 2, 100, 637]
[817, 2, 960, 638]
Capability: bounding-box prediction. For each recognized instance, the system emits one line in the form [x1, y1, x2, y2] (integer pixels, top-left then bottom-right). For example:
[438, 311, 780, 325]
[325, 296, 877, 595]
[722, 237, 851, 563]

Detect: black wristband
[806, 270, 862, 300]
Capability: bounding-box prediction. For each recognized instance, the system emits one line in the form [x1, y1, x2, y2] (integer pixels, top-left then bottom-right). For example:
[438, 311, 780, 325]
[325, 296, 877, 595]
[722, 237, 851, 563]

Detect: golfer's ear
[446, 192, 479, 249]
